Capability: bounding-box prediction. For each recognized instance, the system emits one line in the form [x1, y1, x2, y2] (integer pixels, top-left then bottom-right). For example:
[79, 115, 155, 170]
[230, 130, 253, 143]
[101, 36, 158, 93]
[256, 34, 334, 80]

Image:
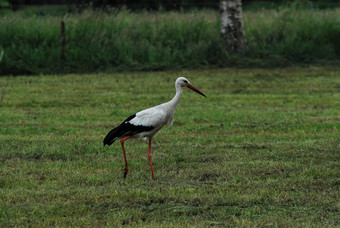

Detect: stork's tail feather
[104, 114, 138, 146]
[103, 125, 124, 146]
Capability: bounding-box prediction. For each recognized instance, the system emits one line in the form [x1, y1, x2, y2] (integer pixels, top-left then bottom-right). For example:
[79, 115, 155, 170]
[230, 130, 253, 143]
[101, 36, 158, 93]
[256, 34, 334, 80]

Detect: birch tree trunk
[220, 0, 247, 52]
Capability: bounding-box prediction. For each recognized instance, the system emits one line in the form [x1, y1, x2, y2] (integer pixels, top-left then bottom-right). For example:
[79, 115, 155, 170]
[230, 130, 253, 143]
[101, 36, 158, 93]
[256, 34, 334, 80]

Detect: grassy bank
[0, 4, 340, 75]
[0, 67, 339, 226]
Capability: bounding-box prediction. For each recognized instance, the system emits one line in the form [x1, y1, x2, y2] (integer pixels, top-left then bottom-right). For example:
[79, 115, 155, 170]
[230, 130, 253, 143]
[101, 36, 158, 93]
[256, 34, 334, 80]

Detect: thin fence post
[61, 21, 66, 61]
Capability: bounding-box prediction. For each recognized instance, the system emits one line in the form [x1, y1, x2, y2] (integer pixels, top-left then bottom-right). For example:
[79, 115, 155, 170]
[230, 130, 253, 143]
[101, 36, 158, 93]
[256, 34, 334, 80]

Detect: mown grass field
[0, 68, 339, 226]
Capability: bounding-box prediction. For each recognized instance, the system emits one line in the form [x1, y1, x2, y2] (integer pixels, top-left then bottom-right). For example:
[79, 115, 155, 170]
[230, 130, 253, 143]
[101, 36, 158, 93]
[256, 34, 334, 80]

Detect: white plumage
[103, 77, 206, 180]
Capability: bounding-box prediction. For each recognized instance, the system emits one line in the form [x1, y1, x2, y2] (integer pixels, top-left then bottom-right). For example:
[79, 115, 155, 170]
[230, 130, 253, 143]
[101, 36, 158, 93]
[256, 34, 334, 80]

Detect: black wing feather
[103, 114, 154, 146]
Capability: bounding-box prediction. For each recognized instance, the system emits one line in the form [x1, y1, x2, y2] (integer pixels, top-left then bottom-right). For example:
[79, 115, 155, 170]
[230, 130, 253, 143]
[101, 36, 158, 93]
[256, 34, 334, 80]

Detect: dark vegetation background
[5, 0, 340, 10]
[0, 0, 340, 75]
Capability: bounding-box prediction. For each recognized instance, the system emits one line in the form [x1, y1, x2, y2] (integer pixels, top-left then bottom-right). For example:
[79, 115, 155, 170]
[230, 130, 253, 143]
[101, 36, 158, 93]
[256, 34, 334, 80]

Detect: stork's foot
[123, 167, 128, 179]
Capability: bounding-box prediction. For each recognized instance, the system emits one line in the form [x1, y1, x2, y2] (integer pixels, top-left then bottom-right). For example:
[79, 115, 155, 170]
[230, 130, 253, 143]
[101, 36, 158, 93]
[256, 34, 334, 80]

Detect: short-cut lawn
[0, 67, 339, 226]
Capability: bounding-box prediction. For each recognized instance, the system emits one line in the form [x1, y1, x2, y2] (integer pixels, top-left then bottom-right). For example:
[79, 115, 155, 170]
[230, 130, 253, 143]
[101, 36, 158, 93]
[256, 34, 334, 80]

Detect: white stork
[103, 77, 206, 180]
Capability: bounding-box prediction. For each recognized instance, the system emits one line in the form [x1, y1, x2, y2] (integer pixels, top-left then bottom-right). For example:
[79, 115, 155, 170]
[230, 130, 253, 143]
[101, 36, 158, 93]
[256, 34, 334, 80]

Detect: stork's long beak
[187, 84, 206, 97]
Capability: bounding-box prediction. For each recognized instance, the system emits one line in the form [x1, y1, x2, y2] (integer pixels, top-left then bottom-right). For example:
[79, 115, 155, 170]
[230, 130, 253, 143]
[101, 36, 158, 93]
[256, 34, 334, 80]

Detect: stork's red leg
[148, 139, 155, 181]
[120, 136, 131, 179]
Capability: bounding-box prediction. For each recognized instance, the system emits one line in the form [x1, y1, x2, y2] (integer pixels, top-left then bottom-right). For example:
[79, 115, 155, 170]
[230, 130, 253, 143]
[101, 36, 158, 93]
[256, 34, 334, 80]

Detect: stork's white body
[127, 82, 183, 139]
[103, 77, 206, 180]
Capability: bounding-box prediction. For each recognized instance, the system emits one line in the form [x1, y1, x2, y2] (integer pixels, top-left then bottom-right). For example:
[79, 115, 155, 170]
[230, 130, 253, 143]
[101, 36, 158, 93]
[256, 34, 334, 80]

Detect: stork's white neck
[168, 83, 183, 108]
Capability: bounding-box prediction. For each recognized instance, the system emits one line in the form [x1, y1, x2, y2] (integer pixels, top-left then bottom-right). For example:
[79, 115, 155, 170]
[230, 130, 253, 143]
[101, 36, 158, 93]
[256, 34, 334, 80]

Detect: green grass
[1, 4, 340, 75]
[0, 67, 339, 226]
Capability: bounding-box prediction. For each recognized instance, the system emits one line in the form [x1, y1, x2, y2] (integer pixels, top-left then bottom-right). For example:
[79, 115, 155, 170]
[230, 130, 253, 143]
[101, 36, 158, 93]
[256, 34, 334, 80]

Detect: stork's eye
[183, 80, 188, 84]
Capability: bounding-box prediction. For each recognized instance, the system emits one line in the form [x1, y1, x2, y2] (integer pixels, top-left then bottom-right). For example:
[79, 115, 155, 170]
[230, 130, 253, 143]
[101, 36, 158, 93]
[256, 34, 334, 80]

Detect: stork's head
[176, 77, 206, 97]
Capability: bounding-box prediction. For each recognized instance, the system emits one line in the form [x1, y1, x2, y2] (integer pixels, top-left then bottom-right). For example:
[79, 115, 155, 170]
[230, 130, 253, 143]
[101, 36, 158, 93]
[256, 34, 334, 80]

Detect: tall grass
[0, 10, 223, 75]
[0, 4, 339, 75]
[245, 5, 340, 65]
